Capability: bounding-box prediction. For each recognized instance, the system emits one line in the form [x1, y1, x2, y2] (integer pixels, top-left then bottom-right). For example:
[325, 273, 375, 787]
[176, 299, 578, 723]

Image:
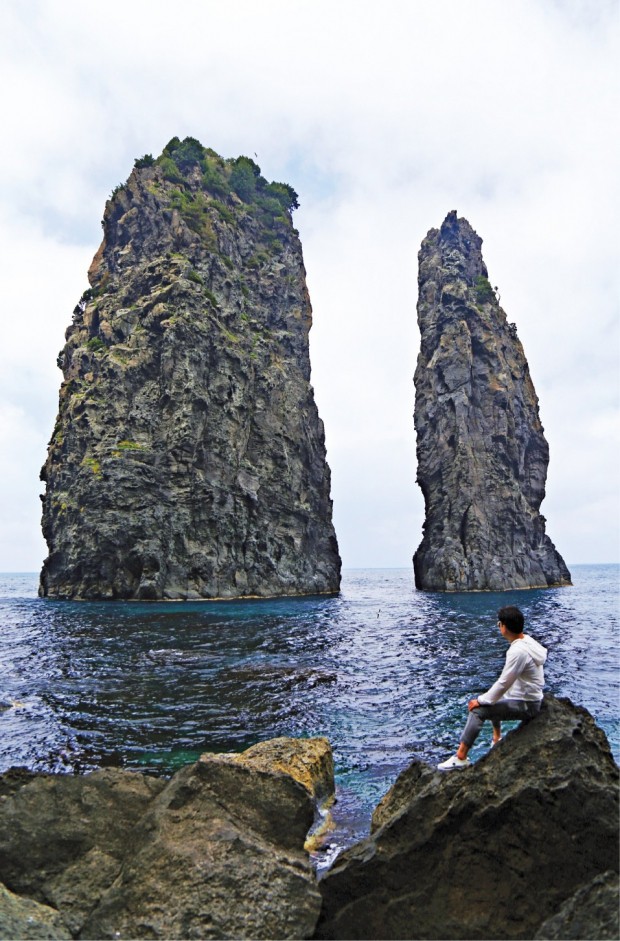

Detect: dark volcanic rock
[0, 768, 165, 935]
[314, 696, 619, 940]
[0, 737, 330, 939]
[534, 870, 620, 940]
[82, 758, 321, 940]
[39, 138, 341, 600]
[413, 210, 571, 591]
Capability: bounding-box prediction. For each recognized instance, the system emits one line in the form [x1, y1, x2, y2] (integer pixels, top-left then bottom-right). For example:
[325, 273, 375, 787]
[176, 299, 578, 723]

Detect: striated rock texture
[413, 210, 571, 591]
[40, 137, 341, 600]
[315, 696, 619, 940]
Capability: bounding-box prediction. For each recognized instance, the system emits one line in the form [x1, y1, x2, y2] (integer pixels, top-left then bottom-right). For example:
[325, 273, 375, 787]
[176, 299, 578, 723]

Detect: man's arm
[477, 646, 530, 705]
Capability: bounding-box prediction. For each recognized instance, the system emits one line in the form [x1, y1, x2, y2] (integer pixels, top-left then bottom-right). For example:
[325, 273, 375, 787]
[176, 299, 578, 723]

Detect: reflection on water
[0, 565, 618, 863]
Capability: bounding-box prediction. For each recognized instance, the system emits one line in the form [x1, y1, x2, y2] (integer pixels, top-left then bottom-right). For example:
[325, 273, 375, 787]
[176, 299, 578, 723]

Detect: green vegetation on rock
[81, 456, 101, 477]
[474, 275, 496, 304]
[147, 137, 299, 239]
[134, 154, 155, 169]
[116, 440, 146, 451]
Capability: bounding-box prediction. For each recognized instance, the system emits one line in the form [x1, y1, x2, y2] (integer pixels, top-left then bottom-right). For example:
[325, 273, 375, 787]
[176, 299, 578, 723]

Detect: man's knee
[472, 704, 492, 720]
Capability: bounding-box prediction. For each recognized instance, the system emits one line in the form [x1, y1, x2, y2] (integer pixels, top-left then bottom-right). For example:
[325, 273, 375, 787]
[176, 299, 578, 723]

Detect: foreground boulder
[0, 737, 333, 939]
[204, 736, 337, 857]
[314, 696, 619, 940]
[204, 735, 335, 803]
[82, 759, 321, 939]
[0, 769, 165, 935]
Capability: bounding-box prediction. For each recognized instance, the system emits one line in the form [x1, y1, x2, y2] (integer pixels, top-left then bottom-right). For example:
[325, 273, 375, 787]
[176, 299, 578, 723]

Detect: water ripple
[0, 566, 617, 857]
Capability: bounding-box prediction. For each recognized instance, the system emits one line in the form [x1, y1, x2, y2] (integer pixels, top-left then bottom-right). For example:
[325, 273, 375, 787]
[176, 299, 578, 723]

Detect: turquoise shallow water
[0, 564, 618, 865]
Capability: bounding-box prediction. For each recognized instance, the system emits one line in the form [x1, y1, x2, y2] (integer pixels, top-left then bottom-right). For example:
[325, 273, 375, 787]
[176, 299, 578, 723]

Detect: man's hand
[468, 698, 480, 711]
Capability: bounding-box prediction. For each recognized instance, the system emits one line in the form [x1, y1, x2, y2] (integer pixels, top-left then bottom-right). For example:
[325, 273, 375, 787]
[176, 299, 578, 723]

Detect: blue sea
[1, 565, 618, 867]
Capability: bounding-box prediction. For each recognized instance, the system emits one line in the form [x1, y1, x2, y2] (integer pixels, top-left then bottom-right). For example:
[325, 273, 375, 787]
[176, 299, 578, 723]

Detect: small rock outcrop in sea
[413, 210, 571, 591]
[0, 737, 334, 940]
[314, 696, 619, 940]
[39, 137, 341, 600]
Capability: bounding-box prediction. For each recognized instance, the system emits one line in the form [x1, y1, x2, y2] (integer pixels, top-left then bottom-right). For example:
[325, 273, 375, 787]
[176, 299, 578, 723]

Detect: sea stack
[40, 137, 341, 600]
[413, 211, 571, 591]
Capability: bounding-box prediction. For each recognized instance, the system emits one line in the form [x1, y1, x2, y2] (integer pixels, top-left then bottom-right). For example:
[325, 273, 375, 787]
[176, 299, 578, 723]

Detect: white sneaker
[437, 754, 471, 771]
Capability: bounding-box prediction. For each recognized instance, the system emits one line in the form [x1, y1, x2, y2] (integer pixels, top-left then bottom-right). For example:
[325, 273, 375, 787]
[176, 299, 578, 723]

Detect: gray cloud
[0, 0, 617, 570]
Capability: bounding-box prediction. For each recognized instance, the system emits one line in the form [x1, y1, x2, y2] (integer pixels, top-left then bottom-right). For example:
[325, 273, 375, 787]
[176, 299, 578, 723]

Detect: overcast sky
[0, 0, 618, 574]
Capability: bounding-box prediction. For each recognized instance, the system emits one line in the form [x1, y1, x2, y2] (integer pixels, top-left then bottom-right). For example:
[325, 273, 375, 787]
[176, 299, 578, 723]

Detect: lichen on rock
[39, 137, 341, 600]
[201, 735, 335, 804]
[413, 210, 571, 591]
[0, 883, 71, 940]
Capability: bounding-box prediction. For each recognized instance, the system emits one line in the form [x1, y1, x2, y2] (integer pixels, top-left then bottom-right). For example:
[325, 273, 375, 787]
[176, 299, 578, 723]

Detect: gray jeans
[461, 698, 542, 748]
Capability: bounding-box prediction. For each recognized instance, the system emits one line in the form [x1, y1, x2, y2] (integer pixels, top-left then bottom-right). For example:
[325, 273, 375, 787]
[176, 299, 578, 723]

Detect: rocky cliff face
[413, 211, 571, 591]
[40, 138, 341, 600]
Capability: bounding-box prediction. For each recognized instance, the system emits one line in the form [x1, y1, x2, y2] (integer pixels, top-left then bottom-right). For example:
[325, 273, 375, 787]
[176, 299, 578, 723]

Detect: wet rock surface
[413, 210, 571, 591]
[39, 138, 340, 600]
[314, 696, 619, 940]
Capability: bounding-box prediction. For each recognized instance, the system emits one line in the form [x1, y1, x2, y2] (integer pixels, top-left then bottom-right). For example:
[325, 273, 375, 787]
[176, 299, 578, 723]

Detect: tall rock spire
[413, 211, 571, 591]
[40, 138, 341, 600]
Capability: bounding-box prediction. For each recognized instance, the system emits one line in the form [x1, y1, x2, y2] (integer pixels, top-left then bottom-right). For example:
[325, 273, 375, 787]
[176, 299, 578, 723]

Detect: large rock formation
[314, 696, 619, 940]
[0, 737, 333, 939]
[39, 137, 341, 600]
[413, 210, 571, 591]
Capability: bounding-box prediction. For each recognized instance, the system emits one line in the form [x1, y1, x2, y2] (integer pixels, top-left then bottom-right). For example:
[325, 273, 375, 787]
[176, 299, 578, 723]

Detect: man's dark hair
[497, 605, 524, 635]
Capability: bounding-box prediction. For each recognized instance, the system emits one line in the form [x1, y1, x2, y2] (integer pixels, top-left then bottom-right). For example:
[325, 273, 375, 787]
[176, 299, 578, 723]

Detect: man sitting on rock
[438, 605, 547, 770]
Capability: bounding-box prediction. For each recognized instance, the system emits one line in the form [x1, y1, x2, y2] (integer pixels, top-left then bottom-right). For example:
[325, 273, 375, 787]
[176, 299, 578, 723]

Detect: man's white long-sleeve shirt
[478, 635, 547, 705]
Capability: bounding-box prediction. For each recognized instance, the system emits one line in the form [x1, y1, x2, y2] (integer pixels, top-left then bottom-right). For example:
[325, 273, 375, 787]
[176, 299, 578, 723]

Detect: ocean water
[1, 565, 618, 867]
